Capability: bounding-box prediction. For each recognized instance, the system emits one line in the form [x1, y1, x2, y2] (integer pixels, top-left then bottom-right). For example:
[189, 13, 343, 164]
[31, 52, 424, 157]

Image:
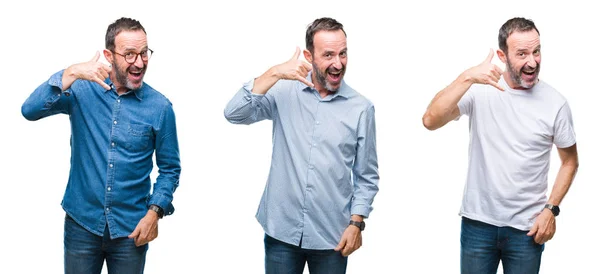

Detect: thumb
[483, 48, 495, 64]
[334, 238, 346, 251]
[91, 51, 100, 62]
[128, 227, 140, 239]
[291, 46, 300, 60]
[527, 224, 538, 237]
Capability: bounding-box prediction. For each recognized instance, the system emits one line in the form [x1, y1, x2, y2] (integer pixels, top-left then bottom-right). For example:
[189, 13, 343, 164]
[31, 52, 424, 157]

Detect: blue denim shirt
[22, 70, 181, 239]
[224, 75, 379, 249]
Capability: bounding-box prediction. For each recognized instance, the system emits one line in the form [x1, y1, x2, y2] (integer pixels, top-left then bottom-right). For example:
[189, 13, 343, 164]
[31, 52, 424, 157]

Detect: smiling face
[104, 29, 149, 93]
[304, 29, 347, 94]
[498, 29, 541, 89]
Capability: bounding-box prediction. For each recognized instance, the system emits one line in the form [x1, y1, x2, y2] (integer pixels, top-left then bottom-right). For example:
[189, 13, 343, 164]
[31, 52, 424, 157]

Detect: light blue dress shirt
[224, 75, 379, 249]
[22, 70, 181, 238]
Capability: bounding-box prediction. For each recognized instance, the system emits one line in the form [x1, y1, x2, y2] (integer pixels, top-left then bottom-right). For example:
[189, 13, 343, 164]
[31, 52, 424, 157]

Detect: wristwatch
[349, 220, 365, 231]
[149, 204, 164, 219]
[544, 204, 560, 217]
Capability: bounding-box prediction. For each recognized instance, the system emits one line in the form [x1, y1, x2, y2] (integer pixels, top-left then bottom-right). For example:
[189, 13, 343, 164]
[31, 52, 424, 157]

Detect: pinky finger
[96, 78, 111, 90]
[490, 81, 505, 92]
[298, 77, 314, 88]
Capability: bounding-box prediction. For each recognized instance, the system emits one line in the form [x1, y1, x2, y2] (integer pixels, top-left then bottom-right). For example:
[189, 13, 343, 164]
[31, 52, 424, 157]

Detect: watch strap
[544, 204, 560, 217]
[149, 204, 164, 219]
[349, 220, 365, 231]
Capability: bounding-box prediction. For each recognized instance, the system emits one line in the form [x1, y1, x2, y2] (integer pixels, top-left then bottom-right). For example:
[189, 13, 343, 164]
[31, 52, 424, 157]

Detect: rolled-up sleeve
[351, 104, 379, 217]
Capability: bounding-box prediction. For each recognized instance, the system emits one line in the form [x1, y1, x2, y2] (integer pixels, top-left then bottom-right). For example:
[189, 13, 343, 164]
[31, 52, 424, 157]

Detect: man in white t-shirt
[422, 17, 579, 274]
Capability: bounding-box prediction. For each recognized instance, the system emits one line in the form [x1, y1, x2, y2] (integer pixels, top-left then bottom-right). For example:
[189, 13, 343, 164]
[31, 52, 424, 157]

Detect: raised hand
[466, 49, 505, 91]
[274, 47, 314, 88]
[63, 51, 112, 90]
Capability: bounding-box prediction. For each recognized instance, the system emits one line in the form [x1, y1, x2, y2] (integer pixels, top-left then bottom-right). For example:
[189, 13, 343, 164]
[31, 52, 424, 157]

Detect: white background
[1, 0, 598, 273]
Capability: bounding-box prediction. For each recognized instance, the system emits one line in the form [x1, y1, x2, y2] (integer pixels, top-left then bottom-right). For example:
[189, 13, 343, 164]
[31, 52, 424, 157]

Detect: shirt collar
[104, 78, 144, 101]
[301, 72, 353, 99]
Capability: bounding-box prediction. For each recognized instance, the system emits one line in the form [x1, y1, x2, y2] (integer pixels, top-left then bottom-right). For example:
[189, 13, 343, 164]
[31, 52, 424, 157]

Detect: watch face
[553, 206, 560, 216]
[546, 204, 560, 216]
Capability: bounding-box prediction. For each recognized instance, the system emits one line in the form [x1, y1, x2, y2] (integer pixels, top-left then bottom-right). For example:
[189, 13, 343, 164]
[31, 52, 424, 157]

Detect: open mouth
[128, 69, 144, 81]
[327, 69, 343, 83]
[521, 66, 537, 75]
[521, 66, 538, 81]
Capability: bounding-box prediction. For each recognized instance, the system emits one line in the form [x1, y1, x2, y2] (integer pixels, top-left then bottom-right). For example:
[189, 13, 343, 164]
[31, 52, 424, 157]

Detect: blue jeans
[64, 214, 148, 274]
[461, 217, 544, 274]
[264, 234, 347, 274]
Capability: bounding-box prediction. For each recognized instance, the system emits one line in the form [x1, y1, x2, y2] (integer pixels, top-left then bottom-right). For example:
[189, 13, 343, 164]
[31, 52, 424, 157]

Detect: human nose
[526, 54, 537, 68]
[332, 55, 342, 69]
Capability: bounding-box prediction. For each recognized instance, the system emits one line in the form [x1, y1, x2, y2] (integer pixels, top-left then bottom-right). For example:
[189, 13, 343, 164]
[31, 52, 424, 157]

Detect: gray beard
[312, 63, 338, 92]
[113, 58, 144, 91]
[507, 59, 539, 89]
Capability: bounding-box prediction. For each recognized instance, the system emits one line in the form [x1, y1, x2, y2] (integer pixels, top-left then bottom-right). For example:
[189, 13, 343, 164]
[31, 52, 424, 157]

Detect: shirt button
[113, 120, 117, 125]
[109, 164, 113, 168]
[107, 187, 111, 191]
[308, 165, 314, 170]
[106, 207, 110, 211]
[117, 99, 121, 103]
[312, 143, 317, 147]
[111, 142, 116, 147]
[316, 121, 320, 125]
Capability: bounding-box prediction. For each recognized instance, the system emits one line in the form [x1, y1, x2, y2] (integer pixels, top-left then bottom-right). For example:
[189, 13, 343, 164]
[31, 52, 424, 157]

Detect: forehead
[114, 30, 147, 50]
[313, 29, 347, 51]
[507, 29, 540, 51]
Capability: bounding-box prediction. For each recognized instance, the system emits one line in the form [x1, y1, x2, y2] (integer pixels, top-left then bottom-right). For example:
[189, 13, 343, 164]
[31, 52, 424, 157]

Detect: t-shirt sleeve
[455, 88, 475, 120]
[553, 102, 576, 148]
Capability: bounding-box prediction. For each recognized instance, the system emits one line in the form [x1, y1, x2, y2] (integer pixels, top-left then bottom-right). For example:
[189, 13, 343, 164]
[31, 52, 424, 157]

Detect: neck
[109, 75, 129, 95]
[311, 74, 332, 98]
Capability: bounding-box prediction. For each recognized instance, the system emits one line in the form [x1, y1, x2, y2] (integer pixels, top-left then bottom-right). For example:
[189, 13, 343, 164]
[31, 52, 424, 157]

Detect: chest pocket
[127, 123, 154, 152]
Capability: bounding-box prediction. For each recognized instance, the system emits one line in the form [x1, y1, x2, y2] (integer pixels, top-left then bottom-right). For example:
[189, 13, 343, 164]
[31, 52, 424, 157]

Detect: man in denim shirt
[21, 17, 180, 274]
[225, 17, 379, 274]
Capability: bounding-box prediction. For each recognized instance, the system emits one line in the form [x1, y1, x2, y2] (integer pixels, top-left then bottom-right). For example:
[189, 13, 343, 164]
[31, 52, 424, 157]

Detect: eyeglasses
[112, 49, 153, 64]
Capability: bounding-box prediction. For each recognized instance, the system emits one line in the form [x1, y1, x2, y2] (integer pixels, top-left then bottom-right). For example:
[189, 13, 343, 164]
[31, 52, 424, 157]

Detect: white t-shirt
[457, 76, 576, 230]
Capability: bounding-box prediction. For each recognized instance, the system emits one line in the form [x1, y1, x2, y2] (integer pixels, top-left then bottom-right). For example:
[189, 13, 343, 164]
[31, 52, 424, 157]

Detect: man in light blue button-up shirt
[22, 17, 180, 274]
[225, 17, 379, 274]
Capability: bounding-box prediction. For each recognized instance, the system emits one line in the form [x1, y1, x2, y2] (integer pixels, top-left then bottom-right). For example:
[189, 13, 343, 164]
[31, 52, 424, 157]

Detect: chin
[127, 81, 144, 90]
[523, 79, 538, 89]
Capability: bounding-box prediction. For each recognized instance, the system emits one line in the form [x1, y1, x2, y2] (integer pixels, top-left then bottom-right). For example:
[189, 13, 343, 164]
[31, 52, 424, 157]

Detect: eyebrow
[323, 48, 348, 54]
[516, 46, 541, 52]
[122, 46, 148, 52]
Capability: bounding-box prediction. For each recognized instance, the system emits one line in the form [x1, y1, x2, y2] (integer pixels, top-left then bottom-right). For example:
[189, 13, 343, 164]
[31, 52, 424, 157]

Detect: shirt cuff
[49, 70, 65, 89]
[49, 70, 72, 96]
[351, 204, 373, 218]
[148, 194, 175, 216]
[243, 79, 267, 97]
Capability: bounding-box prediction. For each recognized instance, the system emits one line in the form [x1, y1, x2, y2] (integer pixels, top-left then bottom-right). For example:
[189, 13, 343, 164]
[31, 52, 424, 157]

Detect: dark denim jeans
[64, 214, 148, 274]
[264, 234, 347, 274]
[461, 217, 544, 274]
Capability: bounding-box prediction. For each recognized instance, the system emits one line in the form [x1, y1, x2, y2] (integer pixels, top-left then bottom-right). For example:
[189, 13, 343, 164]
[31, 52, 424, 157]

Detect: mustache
[327, 67, 344, 73]
[127, 64, 146, 73]
[521, 63, 539, 72]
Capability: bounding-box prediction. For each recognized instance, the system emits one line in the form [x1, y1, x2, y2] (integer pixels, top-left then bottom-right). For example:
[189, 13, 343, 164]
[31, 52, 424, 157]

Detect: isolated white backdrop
[1, 0, 597, 273]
